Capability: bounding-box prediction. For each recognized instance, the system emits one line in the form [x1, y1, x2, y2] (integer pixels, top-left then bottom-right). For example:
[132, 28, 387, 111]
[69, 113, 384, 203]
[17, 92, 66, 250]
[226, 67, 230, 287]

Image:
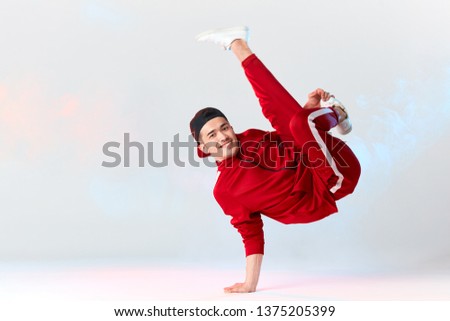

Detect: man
[190, 27, 361, 293]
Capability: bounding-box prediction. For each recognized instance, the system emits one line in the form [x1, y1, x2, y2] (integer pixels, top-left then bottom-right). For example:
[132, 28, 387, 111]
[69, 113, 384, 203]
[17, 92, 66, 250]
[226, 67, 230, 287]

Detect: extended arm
[225, 211, 264, 293]
[224, 253, 263, 293]
[214, 189, 265, 293]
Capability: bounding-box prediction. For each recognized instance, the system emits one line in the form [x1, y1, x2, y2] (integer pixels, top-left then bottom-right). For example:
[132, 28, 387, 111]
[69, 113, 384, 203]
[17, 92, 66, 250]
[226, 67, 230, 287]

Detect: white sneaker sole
[195, 26, 249, 50]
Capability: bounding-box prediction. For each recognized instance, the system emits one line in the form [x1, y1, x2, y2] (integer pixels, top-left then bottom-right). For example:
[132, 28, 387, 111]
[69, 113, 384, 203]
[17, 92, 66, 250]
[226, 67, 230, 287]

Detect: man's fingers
[224, 283, 239, 292]
[225, 288, 244, 293]
[224, 282, 249, 293]
[310, 88, 335, 102]
[224, 287, 238, 293]
[309, 88, 323, 98]
[322, 91, 335, 102]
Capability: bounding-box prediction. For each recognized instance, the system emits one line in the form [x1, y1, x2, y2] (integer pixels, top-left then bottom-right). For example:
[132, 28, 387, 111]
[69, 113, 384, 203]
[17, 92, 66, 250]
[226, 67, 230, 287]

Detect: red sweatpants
[242, 54, 361, 200]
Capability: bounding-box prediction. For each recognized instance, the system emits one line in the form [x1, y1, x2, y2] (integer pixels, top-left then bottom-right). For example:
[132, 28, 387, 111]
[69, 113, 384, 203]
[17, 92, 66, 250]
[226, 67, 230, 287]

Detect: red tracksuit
[213, 54, 361, 257]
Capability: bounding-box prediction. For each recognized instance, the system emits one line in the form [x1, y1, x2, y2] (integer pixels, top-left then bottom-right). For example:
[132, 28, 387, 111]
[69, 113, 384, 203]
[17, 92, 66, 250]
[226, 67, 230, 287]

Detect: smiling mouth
[220, 141, 231, 148]
[219, 140, 237, 149]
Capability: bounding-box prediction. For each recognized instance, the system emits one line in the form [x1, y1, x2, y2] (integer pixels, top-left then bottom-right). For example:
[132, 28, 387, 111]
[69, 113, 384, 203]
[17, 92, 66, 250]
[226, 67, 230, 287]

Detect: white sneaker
[321, 97, 352, 135]
[195, 26, 249, 50]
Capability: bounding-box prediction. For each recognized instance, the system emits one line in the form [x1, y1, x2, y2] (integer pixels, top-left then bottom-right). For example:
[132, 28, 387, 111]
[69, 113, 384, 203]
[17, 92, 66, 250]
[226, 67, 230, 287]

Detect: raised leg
[290, 108, 361, 199]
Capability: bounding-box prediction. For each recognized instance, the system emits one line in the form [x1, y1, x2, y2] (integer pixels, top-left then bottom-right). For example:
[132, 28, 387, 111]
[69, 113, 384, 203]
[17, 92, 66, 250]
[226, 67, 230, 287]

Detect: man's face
[198, 117, 239, 162]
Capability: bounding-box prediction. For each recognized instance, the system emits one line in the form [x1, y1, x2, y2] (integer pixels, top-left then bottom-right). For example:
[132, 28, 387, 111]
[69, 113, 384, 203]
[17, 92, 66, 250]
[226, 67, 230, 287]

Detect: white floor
[1, 262, 449, 301]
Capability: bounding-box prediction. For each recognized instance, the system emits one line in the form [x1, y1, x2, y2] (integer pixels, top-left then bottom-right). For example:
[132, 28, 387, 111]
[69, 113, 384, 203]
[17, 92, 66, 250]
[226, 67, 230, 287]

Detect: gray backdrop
[1, 0, 449, 272]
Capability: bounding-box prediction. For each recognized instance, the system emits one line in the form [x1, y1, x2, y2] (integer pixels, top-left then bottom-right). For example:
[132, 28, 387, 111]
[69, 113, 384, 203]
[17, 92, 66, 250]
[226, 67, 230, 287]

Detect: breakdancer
[190, 27, 361, 293]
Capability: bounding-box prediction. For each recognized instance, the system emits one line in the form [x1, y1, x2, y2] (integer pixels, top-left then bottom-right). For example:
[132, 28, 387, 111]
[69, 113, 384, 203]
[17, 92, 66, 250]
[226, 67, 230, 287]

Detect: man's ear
[196, 141, 210, 158]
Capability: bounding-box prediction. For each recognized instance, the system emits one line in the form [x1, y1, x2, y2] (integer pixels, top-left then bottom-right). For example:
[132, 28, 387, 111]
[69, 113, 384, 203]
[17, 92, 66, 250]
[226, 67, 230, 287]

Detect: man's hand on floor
[224, 282, 256, 293]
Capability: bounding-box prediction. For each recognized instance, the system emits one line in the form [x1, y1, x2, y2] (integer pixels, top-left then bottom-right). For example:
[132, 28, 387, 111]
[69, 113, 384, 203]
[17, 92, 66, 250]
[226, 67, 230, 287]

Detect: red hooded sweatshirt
[211, 55, 360, 257]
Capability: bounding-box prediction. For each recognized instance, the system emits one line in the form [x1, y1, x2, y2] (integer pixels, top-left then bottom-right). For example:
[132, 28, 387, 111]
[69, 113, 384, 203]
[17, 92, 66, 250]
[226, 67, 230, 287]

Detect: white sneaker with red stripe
[321, 97, 352, 135]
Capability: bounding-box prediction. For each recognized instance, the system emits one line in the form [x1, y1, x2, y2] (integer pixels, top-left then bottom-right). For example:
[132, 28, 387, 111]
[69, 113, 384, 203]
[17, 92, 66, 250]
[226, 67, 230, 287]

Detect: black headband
[190, 107, 228, 142]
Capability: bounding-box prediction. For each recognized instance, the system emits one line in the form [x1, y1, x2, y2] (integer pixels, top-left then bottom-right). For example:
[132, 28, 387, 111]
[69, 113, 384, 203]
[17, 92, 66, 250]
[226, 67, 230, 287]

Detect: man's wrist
[244, 273, 260, 291]
[243, 282, 257, 292]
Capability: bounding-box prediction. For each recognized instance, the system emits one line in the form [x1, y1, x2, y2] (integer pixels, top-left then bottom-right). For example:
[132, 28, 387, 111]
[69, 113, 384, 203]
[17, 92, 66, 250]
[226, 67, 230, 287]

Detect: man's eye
[223, 126, 229, 130]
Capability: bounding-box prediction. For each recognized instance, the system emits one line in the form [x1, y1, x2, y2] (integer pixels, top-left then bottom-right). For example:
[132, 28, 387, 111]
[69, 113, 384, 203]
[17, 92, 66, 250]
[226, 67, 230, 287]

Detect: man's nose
[217, 131, 228, 142]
